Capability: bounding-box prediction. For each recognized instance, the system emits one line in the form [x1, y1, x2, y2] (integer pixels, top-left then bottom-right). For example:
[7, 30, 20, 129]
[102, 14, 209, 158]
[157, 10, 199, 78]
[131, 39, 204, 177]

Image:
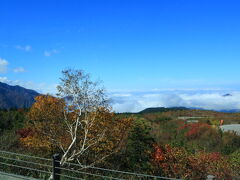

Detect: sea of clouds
[1, 76, 240, 113]
[109, 89, 240, 113]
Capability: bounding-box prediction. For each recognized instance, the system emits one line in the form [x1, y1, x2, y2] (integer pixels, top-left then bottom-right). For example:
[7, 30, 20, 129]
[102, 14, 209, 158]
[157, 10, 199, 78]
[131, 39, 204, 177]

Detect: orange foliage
[153, 145, 233, 179]
[20, 95, 134, 162]
[153, 144, 190, 179]
[189, 152, 232, 179]
[20, 95, 66, 150]
[178, 122, 211, 138]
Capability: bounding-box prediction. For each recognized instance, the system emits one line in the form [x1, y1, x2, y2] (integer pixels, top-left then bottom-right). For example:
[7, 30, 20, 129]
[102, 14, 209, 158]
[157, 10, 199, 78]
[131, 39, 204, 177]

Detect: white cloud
[0, 77, 21, 85]
[111, 93, 132, 97]
[0, 76, 9, 83]
[16, 45, 32, 52]
[110, 90, 240, 113]
[0, 58, 8, 73]
[0, 77, 57, 94]
[13, 67, 26, 73]
[44, 49, 58, 57]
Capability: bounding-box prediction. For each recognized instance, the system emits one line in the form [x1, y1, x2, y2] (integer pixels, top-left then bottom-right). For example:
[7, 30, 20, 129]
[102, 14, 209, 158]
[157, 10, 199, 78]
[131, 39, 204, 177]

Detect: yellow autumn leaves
[21, 95, 133, 163]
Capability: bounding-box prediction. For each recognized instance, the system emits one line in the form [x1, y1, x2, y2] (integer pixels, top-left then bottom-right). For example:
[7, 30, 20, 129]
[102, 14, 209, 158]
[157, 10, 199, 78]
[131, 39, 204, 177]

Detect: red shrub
[153, 145, 233, 179]
[178, 123, 211, 138]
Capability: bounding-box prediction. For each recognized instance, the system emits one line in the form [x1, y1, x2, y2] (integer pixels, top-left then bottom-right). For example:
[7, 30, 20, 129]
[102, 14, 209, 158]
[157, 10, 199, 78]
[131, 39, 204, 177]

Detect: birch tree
[21, 69, 133, 168]
[56, 69, 110, 166]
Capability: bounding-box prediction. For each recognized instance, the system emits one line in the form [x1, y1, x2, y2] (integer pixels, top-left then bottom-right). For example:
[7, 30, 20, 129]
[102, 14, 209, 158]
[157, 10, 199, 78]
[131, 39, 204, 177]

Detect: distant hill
[0, 82, 40, 109]
[139, 107, 189, 114]
[223, 93, 232, 97]
[139, 106, 240, 114]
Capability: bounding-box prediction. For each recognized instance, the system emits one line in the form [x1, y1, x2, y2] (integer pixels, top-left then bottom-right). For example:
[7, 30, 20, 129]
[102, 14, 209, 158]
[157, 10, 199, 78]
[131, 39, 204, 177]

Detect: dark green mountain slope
[139, 107, 189, 114]
[0, 82, 39, 109]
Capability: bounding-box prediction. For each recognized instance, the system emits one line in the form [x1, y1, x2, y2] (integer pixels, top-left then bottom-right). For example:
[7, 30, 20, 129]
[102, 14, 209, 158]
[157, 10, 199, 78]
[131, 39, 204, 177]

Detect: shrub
[153, 145, 233, 179]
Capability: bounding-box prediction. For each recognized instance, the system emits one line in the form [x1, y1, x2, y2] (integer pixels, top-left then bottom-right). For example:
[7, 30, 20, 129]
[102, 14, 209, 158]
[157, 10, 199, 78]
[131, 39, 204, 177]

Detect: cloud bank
[1, 76, 239, 113]
[110, 90, 240, 113]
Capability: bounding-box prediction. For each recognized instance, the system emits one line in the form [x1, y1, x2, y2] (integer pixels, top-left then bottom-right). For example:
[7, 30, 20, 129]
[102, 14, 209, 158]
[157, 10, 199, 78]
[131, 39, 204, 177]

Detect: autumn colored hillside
[0, 107, 240, 179]
[120, 108, 240, 179]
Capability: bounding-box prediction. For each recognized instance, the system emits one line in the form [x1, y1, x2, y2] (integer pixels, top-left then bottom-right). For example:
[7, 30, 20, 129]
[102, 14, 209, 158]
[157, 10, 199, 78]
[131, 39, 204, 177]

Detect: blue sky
[1, 0, 240, 111]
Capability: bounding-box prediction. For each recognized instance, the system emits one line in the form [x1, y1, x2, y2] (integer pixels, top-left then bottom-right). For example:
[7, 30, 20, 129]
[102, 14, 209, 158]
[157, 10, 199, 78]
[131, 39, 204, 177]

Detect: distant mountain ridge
[0, 82, 40, 109]
[139, 107, 240, 114]
[139, 107, 189, 114]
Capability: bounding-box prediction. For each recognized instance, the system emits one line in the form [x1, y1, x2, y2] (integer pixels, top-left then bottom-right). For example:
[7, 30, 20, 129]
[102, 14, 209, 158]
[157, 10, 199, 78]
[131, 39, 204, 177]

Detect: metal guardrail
[0, 150, 181, 180]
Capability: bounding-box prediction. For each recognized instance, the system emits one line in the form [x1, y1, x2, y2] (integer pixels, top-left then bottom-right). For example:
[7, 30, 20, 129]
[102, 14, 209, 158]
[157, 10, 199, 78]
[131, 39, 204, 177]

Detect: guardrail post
[53, 154, 61, 180]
